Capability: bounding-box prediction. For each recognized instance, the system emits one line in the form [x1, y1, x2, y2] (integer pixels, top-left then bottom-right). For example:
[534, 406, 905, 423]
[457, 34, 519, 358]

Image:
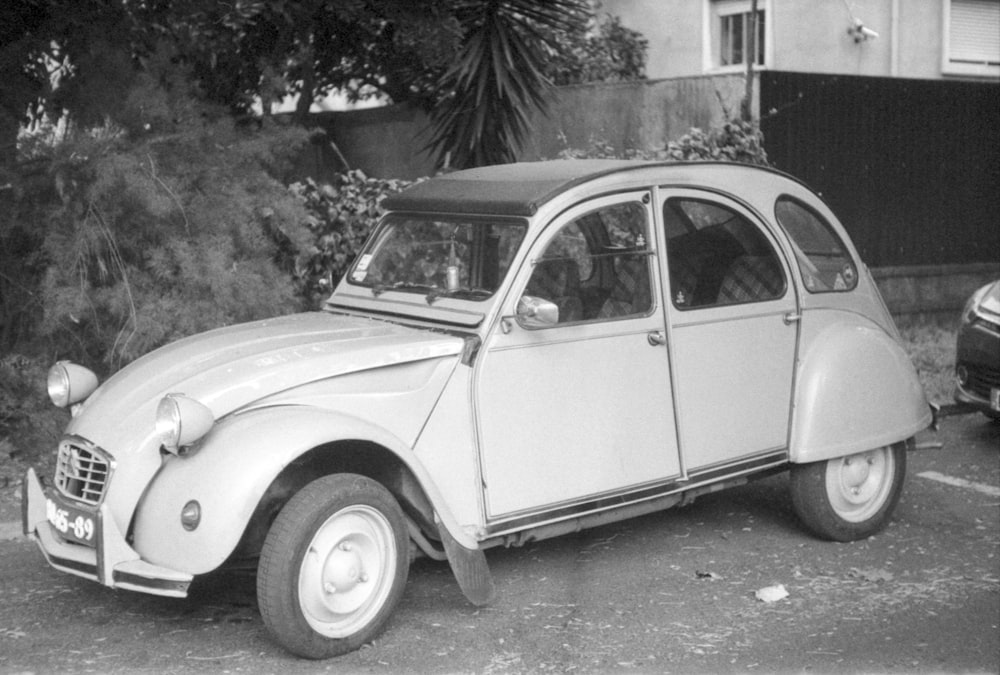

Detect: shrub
[665, 118, 769, 166]
[291, 171, 414, 307]
[0, 354, 64, 472]
[558, 118, 770, 166]
[11, 71, 314, 373]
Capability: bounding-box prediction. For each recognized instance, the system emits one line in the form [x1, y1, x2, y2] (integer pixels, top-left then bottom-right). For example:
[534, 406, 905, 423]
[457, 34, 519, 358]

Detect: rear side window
[664, 198, 786, 309]
[775, 197, 858, 293]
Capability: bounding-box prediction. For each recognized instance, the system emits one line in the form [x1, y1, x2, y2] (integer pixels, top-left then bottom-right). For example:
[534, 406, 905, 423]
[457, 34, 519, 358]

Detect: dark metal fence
[760, 72, 999, 268]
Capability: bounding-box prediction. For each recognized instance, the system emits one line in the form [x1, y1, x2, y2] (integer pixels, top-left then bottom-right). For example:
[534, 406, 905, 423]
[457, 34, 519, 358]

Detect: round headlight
[156, 394, 214, 453]
[47, 361, 99, 408]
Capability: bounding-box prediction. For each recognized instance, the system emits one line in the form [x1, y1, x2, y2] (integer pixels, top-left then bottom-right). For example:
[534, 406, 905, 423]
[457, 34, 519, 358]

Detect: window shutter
[950, 0, 1000, 65]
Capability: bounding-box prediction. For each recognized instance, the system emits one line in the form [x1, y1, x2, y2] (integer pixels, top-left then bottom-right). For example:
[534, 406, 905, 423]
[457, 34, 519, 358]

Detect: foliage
[2, 0, 647, 173]
[665, 119, 770, 166]
[0, 355, 45, 439]
[545, 11, 648, 86]
[558, 118, 770, 166]
[0, 352, 65, 485]
[897, 319, 958, 404]
[5, 68, 313, 373]
[291, 171, 414, 307]
[426, 0, 589, 169]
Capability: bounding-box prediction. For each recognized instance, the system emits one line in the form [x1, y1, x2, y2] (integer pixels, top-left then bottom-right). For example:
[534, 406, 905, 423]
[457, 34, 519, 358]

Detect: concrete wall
[296, 74, 748, 181]
[873, 263, 1000, 319]
[520, 75, 747, 161]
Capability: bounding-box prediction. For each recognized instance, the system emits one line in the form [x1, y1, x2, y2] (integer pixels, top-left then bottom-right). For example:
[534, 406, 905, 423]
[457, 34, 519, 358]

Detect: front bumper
[955, 320, 1000, 418]
[22, 467, 193, 597]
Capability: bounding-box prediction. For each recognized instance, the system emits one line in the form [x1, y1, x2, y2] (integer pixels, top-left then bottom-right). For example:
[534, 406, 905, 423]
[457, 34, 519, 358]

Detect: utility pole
[742, 0, 759, 121]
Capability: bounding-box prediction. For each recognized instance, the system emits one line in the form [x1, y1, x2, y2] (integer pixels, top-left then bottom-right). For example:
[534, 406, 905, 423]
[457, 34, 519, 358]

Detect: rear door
[660, 190, 799, 472]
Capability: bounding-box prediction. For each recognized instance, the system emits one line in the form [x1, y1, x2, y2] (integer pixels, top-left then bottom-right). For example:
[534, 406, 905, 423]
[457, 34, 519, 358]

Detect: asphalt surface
[0, 413, 997, 674]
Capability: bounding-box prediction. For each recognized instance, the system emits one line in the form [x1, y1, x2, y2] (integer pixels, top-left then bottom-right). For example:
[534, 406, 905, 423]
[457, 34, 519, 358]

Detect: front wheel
[257, 474, 409, 659]
[789, 442, 907, 542]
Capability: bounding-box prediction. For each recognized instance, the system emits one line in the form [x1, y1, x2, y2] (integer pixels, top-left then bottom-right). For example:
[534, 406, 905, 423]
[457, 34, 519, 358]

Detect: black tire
[257, 473, 409, 659]
[789, 442, 907, 542]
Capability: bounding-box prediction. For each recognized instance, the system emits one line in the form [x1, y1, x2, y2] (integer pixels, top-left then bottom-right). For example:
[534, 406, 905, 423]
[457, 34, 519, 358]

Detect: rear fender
[790, 317, 931, 464]
[132, 405, 473, 575]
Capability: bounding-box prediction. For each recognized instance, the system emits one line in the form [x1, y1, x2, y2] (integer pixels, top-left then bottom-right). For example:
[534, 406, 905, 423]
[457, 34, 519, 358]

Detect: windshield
[347, 216, 526, 302]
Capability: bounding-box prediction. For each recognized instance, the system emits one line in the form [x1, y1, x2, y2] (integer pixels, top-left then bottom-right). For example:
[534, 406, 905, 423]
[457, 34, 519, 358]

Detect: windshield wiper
[425, 287, 492, 304]
[371, 282, 437, 297]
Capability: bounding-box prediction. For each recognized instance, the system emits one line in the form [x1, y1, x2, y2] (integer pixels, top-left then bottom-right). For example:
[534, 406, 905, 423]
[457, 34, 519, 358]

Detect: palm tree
[427, 0, 587, 169]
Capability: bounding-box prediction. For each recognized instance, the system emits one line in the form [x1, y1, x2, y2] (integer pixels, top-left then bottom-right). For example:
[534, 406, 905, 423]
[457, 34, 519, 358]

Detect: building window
[720, 8, 765, 66]
[943, 0, 1000, 77]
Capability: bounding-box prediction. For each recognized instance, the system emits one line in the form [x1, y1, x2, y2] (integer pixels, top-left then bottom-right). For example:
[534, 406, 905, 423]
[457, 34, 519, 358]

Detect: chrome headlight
[156, 394, 214, 454]
[47, 361, 99, 408]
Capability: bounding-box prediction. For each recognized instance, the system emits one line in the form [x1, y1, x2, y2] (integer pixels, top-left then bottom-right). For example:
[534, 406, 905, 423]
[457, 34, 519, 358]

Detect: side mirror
[516, 295, 559, 328]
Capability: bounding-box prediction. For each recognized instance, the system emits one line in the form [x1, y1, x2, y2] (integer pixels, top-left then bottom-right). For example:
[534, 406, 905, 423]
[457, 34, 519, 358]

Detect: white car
[24, 160, 933, 658]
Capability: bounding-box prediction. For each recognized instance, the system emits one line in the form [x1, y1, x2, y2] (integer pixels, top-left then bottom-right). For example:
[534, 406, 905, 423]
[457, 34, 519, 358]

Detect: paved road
[1, 415, 997, 674]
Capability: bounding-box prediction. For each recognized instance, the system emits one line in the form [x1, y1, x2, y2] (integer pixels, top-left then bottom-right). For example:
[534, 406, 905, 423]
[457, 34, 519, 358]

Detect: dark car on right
[955, 279, 1000, 419]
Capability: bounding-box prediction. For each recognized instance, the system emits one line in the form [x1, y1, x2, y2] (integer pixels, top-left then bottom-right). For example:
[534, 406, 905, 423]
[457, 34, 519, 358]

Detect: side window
[522, 201, 653, 325]
[664, 198, 786, 309]
[774, 197, 858, 293]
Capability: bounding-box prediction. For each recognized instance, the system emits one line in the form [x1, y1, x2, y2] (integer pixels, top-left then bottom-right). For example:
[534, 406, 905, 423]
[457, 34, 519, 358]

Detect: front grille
[55, 440, 111, 505]
[962, 362, 1000, 399]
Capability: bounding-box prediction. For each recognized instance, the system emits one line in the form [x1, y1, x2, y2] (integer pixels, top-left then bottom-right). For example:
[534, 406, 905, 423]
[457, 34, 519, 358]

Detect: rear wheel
[790, 442, 906, 542]
[257, 474, 409, 659]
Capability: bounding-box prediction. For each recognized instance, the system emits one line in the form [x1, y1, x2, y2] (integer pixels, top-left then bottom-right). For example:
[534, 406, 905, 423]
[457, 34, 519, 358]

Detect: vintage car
[954, 279, 1000, 418]
[23, 160, 933, 659]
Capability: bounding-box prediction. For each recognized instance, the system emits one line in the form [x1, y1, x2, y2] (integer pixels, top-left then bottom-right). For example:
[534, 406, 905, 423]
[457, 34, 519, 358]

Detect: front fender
[790, 317, 931, 464]
[132, 405, 472, 575]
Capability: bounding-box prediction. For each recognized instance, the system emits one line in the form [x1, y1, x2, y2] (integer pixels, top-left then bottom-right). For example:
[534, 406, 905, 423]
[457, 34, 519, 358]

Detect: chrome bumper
[22, 467, 193, 597]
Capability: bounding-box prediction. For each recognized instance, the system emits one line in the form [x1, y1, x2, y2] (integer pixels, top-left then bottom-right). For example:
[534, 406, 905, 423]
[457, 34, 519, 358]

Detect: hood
[68, 312, 464, 454]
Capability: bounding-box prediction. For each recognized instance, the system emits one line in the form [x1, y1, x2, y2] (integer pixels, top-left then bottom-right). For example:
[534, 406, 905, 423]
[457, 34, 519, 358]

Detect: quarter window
[664, 198, 785, 308]
[523, 201, 653, 325]
[774, 197, 858, 293]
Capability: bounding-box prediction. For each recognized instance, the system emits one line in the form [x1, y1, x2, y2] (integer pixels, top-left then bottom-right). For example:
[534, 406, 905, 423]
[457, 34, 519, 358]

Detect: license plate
[992, 388, 1000, 412]
[46, 495, 97, 546]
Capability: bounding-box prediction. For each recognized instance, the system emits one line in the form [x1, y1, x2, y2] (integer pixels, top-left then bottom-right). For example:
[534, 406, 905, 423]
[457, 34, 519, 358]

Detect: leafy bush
[665, 119, 769, 166]
[558, 118, 770, 166]
[0, 354, 64, 472]
[546, 12, 648, 86]
[8, 70, 314, 373]
[291, 171, 414, 307]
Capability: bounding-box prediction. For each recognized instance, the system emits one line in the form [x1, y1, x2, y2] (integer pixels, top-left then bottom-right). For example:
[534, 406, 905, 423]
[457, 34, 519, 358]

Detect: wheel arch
[790, 316, 932, 464]
[231, 437, 440, 566]
[131, 405, 469, 576]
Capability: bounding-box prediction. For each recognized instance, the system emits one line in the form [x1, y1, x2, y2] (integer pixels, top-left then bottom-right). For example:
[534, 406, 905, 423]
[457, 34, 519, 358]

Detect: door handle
[647, 330, 666, 346]
[783, 311, 801, 325]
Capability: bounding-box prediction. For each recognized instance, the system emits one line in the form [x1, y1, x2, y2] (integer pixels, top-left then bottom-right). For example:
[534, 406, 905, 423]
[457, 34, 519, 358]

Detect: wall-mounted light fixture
[848, 17, 879, 42]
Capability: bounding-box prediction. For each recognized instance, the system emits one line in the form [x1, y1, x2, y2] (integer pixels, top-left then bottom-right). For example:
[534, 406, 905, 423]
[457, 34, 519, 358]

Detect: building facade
[603, 0, 999, 81]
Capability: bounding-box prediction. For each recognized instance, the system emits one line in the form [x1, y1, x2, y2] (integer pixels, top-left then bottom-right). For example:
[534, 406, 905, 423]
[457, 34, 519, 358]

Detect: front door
[475, 192, 681, 519]
[660, 190, 799, 471]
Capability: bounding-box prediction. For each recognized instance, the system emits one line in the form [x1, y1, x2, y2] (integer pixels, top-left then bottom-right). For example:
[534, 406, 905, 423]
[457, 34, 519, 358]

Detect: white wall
[602, 0, 989, 80]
